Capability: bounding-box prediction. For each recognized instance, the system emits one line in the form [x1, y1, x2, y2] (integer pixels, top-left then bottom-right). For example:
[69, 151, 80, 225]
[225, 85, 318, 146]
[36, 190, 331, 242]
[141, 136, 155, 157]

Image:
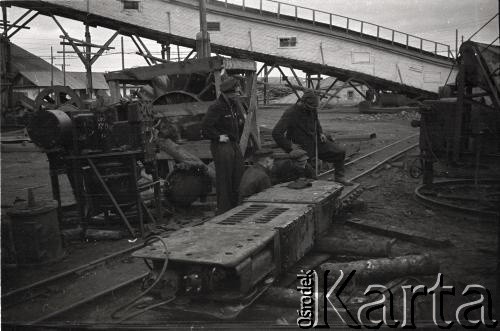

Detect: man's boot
[334, 160, 353, 186]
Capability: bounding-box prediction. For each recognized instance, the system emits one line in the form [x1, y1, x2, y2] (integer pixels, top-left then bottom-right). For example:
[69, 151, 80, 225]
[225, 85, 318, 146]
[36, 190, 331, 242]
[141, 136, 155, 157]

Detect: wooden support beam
[136, 35, 157, 64]
[263, 64, 268, 105]
[184, 49, 195, 61]
[322, 77, 339, 98]
[348, 81, 367, 99]
[276, 66, 300, 99]
[318, 79, 352, 109]
[256, 63, 266, 76]
[239, 73, 260, 154]
[90, 31, 119, 65]
[51, 15, 86, 64]
[135, 52, 170, 64]
[7, 12, 37, 38]
[59, 35, 115, 49]
[289, 67, 303, 87]
[4, 9, 31, 33]
[265, 65, 275, 76]
[130, 35, 151, 65]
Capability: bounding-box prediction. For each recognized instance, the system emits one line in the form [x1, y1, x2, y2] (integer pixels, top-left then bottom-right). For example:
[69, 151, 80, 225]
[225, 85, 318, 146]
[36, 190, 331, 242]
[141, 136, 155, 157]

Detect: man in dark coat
[201, 76, 245, 214]
[271, 149, 315, 184]
[239, 148, 274, 202]
[272, 90, 352, 185]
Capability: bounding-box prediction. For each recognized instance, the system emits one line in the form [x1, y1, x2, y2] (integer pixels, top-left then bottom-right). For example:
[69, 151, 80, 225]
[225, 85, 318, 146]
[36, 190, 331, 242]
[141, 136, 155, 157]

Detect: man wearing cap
[238, 148, 274, 202]
[201, 76, 246, 214]
[271, 149, 315, 184]
[272, 90, 352, 186]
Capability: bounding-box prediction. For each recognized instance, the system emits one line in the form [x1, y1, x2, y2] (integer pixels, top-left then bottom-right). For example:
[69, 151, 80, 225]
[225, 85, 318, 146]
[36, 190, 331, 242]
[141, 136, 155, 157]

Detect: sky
[4, 0, 499, 75]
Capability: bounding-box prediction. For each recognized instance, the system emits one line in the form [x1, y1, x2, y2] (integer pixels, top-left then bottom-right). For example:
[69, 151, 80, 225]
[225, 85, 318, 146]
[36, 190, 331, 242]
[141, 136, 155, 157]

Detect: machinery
[412, 41, 500, 219]
[26, 56, 260, 235]
[105, 56, 260, 206]
[131, 181, 343, 318]
[27, 99, 160, 237]
[414, 41, 500, 184]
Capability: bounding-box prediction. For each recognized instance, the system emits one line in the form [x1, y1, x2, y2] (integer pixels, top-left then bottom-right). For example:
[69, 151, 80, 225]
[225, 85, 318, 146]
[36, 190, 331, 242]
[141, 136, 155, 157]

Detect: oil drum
[7, 199, 64, 266]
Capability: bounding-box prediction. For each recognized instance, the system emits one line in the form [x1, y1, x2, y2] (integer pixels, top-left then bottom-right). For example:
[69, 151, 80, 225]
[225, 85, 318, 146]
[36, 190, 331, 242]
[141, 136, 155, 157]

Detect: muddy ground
[1, 104, 498, 326]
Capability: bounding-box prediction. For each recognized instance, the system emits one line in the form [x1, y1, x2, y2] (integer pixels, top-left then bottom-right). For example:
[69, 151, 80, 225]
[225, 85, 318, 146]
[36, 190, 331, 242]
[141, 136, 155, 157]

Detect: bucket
[7, 198, 64, 266]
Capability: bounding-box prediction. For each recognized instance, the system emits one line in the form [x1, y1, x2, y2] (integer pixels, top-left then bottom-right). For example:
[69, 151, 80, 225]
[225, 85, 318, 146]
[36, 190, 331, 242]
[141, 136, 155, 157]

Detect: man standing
[272, 90, 352, 185]
[201, 76, 245, 214]
[239, 148, 274, 202]
[271, 149, 315, 184]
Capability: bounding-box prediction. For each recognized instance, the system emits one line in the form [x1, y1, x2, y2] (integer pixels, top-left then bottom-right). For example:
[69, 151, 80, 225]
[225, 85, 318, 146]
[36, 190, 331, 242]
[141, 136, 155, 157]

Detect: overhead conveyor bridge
[6, 0, 458, 97]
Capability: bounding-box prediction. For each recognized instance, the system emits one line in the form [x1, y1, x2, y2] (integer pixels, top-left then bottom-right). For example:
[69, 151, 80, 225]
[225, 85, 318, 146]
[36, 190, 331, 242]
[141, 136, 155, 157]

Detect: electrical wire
[110, 235, 170, 321]
[116, 297, 176, 324]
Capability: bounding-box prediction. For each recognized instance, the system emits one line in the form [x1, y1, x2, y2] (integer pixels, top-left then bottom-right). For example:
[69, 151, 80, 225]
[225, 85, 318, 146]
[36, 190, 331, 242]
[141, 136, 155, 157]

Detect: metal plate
[243, 180, 343, 205]
[205, 203, 311, 229]
[205, 203, 316, 271]
[132, 225, 275, 267]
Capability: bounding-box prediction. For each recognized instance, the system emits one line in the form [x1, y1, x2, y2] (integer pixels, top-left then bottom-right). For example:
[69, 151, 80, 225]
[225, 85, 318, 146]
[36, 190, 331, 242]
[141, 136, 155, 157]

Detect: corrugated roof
[18, 71, 109, 90]
[19, 70, 82, 89]
[11, 42, 108, 90]
[11, 42, 55, 72]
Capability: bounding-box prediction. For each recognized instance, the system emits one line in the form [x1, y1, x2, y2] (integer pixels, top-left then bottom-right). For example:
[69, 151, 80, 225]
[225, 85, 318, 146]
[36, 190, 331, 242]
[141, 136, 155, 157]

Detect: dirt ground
[1, 104, 498, 325]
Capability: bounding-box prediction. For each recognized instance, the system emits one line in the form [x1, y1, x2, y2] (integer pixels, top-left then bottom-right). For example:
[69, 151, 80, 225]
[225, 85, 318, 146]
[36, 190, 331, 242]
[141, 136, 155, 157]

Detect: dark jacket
[238, 164, 272, 201]
[272, 103, 323, 157]
[271, 159, 315, 184]
[201, 94, 244, 142]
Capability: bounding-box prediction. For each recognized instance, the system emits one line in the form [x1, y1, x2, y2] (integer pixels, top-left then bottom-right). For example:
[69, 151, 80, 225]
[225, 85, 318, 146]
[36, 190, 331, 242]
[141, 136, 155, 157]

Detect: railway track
[1, 244, 148, 325]
[1, 133, 420, 326]
[319, 133, 419, 181]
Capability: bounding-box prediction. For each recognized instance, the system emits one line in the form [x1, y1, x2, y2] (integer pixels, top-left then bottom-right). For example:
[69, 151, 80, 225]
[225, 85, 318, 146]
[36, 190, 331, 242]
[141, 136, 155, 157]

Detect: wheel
[153, 91, 201, 105]
[137, 72, 216, 103]
[34, 86, 83, 111]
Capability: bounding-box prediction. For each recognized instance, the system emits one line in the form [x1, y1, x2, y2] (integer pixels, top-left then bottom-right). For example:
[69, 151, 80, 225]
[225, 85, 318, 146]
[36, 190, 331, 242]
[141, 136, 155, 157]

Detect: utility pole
[62, 37, 66, 86]
[85, 23, 93, 99]
[177, 45, 180, 62]
[121, 36, 125, 96]
[195, 0, 211, 58]
[50, 46, 54, 88]
[455, 29, 458, 58]
[1, 5, 13, 111]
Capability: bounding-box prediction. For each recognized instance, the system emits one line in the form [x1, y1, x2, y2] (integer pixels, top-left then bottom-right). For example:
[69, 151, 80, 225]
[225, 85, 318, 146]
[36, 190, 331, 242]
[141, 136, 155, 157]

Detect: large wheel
[152, 91, 201, 105]
[34, 86, 83, 111]
[137, 72, 216, 103]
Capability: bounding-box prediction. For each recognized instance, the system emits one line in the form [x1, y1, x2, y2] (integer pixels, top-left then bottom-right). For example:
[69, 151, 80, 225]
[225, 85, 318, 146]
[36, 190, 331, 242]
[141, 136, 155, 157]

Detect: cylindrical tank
[27, 109, 73, 149]
[7, 199, 64, 266]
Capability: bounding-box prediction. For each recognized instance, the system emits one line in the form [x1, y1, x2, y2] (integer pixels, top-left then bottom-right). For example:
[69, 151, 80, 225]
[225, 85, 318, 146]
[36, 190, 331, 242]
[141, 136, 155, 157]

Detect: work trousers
[317, 140, 346, 178]
[211, 141, 245, 214]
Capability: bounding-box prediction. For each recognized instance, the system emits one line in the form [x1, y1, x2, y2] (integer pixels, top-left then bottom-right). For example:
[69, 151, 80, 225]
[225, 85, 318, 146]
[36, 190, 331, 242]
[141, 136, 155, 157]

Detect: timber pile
[259, 215, 447, 318]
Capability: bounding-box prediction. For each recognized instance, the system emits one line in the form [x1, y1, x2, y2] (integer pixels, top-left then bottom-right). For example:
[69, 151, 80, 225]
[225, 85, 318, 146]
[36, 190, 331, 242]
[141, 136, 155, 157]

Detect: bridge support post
[263, 65, 268, 105]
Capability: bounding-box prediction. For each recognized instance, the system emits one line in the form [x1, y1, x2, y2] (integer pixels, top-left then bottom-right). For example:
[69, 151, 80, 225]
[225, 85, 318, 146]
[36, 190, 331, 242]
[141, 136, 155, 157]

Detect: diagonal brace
[7, 12, 38, 38]
[90, 31, 119, 65]
[51, 15, 86, 64]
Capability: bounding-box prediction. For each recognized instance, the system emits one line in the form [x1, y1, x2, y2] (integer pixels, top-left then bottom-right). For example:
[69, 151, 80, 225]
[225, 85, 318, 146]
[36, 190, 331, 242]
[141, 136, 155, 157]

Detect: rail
[211, 0, 454, 59]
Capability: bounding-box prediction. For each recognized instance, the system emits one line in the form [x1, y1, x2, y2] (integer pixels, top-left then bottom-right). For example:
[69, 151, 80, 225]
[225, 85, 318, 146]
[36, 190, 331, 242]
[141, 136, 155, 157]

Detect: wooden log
[157, 138, 215, 180]
[314, 236, 394, 257]
[319, 254, 439, 283]
[346, 218, 453, 248]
